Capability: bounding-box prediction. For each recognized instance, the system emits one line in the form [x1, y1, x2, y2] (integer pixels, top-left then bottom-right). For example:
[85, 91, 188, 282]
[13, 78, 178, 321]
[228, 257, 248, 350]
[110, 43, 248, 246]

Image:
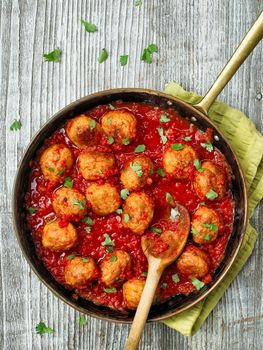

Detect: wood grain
[0, 0, 262, 349]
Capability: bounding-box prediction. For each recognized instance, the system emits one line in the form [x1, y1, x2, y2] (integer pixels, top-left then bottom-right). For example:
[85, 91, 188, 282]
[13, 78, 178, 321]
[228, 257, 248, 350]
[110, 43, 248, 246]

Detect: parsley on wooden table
[141, 43, 158, 64]
[81, 19, 97, 33]
[79, 315, 88, 326]
[43, 48, 61, 62]
[98, 48, 108, 63]
[35, 322, 54, 335]
[120, 54, 128, 66]
[10, 119, 22, 131]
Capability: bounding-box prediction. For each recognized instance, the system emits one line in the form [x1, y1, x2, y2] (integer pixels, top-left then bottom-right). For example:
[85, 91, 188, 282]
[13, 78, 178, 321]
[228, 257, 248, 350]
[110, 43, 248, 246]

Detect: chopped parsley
[72, 199, 85, 210]
[67, 254, 76, 260]
[36, 322, 54, 335]
[107, 136, 115, 145]
[104, 288, 117, 293]
[160, 283, 167, 289]
[166, 192, 173, 203]
[130, 162, 143, 177]
[81, 216, 93, 225]
[120, 188, 130, 200]
[101, 233, 114, 247]
[191, 227, 199, 236]
[157, 128, 167, 144]
[84, 226, 91, 234]
[183, 136, 192, 141]
[107, 117, 113, 124]
[171, 143, 184, 151]
[206, 189, 218, 200]
[48, 167, 55, 172]
[120, 54, 129, 66]
[64, 176, 73, 189]
[194, 159, 204, 172]
[115, 208, 123, 215]
[98, 48, 108, 63]
[10, 119, 22, 131]
[172, 274, 180, 283]
[123, 213, 130, 223]
[135, 0, 142, 6]
[122, 137, 130, 145]
[106, 246, 114, 253]
[150, 226, 162, 234]
[57, 168, 65, 176]
[160, 114, 170, 123]
[201, 142, 213, 152]
[110, 255, 117, 262]
[141, 43, 158, 64]
[157, 168, 165, 177]
[204, 233, 211, 241]
[80, 258, 90, 263]
[141, 272, 147, 277]
[27, 207, 38, 215]
[79, 315, 88, 326]
[135, 144, 146, 153]
[81, 19, 97, 33]
[203, 223, 218, 231]
[46, 217, 57, 225]
[43, 48, 61, 62]
[89, 120, 96, 129]
[192, 277, 205, 290]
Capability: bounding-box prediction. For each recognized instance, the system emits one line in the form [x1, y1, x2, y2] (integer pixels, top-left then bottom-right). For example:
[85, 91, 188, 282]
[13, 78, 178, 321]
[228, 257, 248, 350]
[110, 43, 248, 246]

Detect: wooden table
[1, 1, 262, 349]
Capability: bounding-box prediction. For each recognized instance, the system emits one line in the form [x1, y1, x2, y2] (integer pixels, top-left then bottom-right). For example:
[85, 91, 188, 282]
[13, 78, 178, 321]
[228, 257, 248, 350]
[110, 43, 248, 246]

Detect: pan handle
[194, 11, 263, 115]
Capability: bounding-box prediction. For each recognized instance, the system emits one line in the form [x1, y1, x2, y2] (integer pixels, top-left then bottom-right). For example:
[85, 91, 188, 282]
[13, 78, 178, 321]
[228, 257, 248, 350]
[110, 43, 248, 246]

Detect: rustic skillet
[12, 12, 263, 325]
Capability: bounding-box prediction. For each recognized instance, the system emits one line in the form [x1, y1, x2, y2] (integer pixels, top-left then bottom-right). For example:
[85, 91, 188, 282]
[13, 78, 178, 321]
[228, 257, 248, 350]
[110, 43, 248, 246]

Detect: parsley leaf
[115, 208, 123, 215]
[43, 48, 61, 62]
[64, 177, 73, 189]
[206, 189, 218, 200]
[67, 254, 75, 260]
[104, 288, 117, 293]
[157, 128, 167, 144]
[79, 315, 88, 326]
[123, 213, 130, 223]
[147, 44, 158, 53]
[203, 223, 218, 231]
[160, 283, 167, 289]
[183, 136, 192, 141]
[150, 226, 162, 234]
[130, 162, 143, 177]
[27, 207, 38, 215]
[84, 226, 91, 234]
[72, 199, 85, 210]
[194, 159, 204, 172]
[107, 136, 115, 145]
[36, 322, 54, 335]
[80, 258, 90, 263]
[141, 43, 158, 64]
[81, 19, 97, 33]
[171, 143, 184, 151]
[191, 227, 199, 236]
[107, 117, 113, 124]
[106, 246, 114, 253]
[110, 255, 117, 262]
[57, 168, 65, 176]
[160, 114, 170, 123]
[135, 0, 142, 6]
[157, 168, 165, 177]
[204, 233, 211, 241]
[135, 144, 146, 153]
[166, 192, 173, 203]
[98, 48, 108, 63]
[81, 216, 93, 225]
[101, 233, 114, 247]
[48, 167, 55, 172]
[89, 120, 96, 129]
[172, 274, 180, 283]
[120, 54, 129, 66]
[10, 119, 22, 131]
[122, 137, 130, 145]
[120, 188, 130, 200]
[201, 142, 213, 152]
[192, 277, 205, 290]
[46, 217, 57, 225]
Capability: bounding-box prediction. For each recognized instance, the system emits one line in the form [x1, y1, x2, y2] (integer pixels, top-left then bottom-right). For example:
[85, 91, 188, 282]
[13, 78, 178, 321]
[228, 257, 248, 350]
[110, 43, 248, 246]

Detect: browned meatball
[86, 183, 121, 216]
[40, 144, 73, 182]
[122, 192, 154, 235]
[120, 155, 154, 192]
[101, 110, 137, 144]
[163, 145, 197, 179]
[64, 256, 97, 288]
[65, 114, 102, 148]
[78, 151, 117, 180]
[42, 220, 77, 251]
[100, 250, 131, 286]
[191, 206, 222, 244]
[52, 187, 87, 219]
[194, 161, 226, 200]
[123, 278, 145, 309]
[176, 245, 210, 279]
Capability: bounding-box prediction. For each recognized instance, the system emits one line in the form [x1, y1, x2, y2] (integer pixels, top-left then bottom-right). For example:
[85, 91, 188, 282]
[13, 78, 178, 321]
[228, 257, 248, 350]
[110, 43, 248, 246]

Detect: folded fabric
[162, 81, 263, 336]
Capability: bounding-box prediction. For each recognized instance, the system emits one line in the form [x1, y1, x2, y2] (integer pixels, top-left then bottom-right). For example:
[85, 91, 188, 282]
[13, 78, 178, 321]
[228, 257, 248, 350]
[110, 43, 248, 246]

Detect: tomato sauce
[25, 101, 235, 313]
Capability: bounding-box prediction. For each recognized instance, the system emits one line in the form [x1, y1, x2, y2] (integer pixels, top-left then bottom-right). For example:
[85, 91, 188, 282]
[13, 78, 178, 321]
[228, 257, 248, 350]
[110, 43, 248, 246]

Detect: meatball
[123, 278, 145, 309]
[100, 250, 131, 286]
[176, 245, 210, 278]
[42, 220, 77, 251]
[122, 192, 154, 235]
[101, 110, 137, 144]
[86, 183, 121, 216]
[120, 155, 154, 192]
[65, 114, 102, 148]
[163, 145, 197, 179]
[52, 187, 87, 219]
[78, 151, 117, 180]
[191, 206, 222, 244]
[40, 144, 73, 183]
[65, 256, 97, 288]
[194, 161, 226, 200]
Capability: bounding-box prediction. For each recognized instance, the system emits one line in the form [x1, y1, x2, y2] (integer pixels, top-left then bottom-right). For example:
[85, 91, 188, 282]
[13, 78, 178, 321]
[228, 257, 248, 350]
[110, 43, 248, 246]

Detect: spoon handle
[125, 258, 162, 350]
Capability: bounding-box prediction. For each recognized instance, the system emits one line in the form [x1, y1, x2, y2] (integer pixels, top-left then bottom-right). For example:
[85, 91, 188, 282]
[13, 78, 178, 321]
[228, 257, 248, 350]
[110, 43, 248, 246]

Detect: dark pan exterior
[12, 88, 247, 323]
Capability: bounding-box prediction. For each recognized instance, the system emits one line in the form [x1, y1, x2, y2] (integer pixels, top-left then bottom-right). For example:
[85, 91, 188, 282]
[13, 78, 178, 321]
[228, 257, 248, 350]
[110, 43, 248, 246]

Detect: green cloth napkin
[162, 81, 263, 336]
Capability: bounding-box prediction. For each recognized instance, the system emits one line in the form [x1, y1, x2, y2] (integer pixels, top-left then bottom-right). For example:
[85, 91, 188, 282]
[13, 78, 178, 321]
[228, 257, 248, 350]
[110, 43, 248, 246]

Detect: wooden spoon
[124, 204, 190, 350]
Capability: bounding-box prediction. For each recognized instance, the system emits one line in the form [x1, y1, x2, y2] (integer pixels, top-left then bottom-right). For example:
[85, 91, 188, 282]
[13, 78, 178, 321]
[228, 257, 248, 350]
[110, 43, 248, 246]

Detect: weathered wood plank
[0, 0, 262, 349]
